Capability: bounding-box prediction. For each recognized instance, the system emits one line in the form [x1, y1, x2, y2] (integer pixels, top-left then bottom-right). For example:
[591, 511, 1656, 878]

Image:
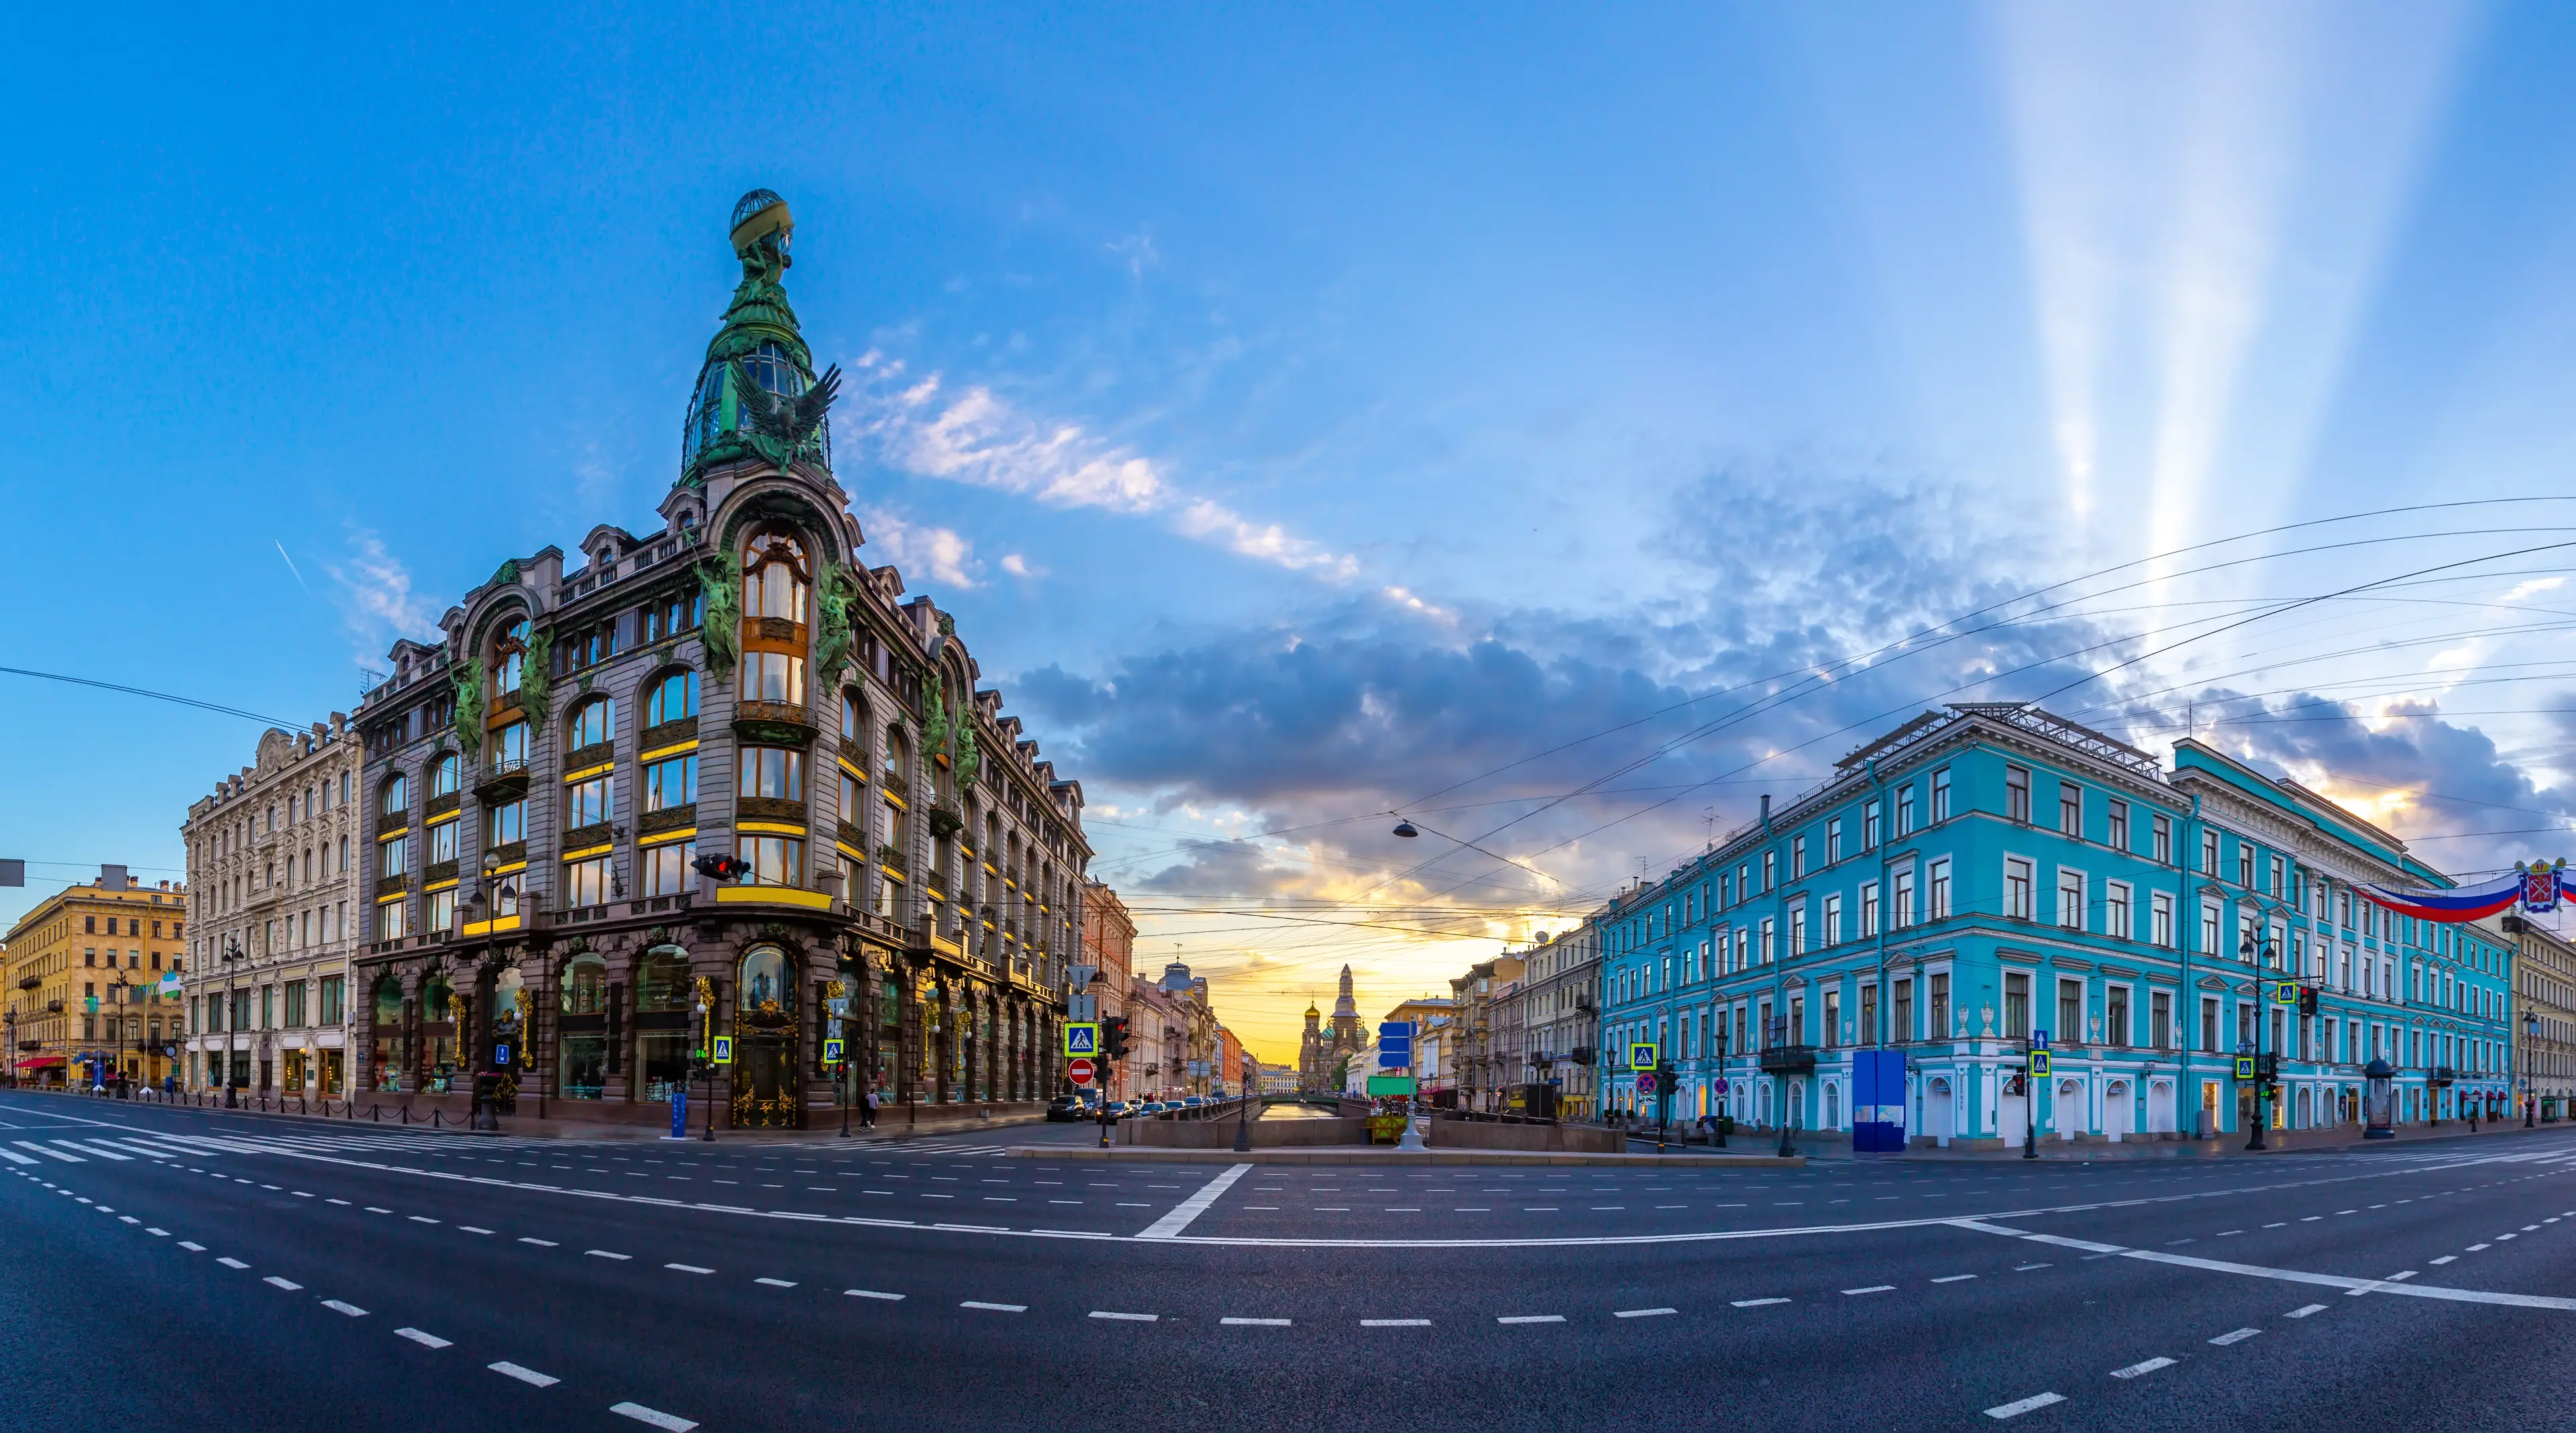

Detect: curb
[1009, 1147, 1805, 1167]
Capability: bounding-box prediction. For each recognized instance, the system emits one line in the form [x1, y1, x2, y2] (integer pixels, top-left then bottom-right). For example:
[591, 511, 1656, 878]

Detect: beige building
[3, 865, 189, 1088]
[2505, 913, 2576, 1122]
[181, 717, 363, 1098]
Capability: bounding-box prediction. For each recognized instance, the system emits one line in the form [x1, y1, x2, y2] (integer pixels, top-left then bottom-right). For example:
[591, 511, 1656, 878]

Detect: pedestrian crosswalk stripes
[62, 1124, 1021, 1161]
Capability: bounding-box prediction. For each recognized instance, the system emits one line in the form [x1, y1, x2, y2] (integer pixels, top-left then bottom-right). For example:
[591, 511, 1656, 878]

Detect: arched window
[492, 620, 528, 701]
[739, 945, 793, 1015]
[372, 975, 403, 1025]
[841, 690, 863, 744]
[561, 954, 608, 1016]
[647, 670, 698, 727]
[743, 531, 810, 623]
[568, 696, 613, 751]
[637, 946, 694, 1011]
[428, 753, 458, 798]
[380, 774, 409, 820]
[881, 724, 908, 790]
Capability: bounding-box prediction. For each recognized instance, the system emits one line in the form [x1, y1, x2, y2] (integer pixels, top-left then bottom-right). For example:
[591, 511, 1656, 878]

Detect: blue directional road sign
[2031, 1029, 2050, 1051]
[1377, 1020, 1413, 1068]
[494, 1044, 511, 1067]
[669, 1089, 688, 1138]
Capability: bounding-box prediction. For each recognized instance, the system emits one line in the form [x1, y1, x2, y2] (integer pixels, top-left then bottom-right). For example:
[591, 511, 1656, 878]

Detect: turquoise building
[1594, 703, 2518, 1147]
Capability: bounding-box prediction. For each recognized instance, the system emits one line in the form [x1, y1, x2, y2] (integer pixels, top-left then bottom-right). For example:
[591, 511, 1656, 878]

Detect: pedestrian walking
[861, 1083, 879, 1128]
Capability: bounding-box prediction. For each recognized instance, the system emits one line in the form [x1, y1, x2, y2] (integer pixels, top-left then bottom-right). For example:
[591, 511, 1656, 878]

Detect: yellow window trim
[881, 792, 908, 810]
[425, 808, 460, 828]
[639, 827, 697, 849]
[489, 860, 528, 878]
[374, 893, 406, 908]
[564, 762, 614, 784]
[423, 879, 460, 894]
[836, 841, 867, 862]
[377, 828, 408, 843]
[838, 759, 867, 781]
[737, 820, 808, 837]
[638, 739, 701, 764]
[561, 844, 614, 862]
[879, 869, 905, 885]
[461, 914, 524, 937]
[714, 885, 833, 910]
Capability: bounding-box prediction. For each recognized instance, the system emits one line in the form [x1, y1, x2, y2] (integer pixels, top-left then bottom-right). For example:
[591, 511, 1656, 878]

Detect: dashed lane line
[1984, 1392, 2065, 1420]
[395, 1328, 451, 1348]
[2110, 1357, 2175, 1379]
[263, 1276, 303, 1291]
[610, 1403, 698, 1432]
[1222, 1317, 1291, 1326]
[1615, 1308, 1676, 1318]
[1497, 1314, 1566, 1324]
[490, 1362, 560, 1387]
[1089, 1311, 1158, 1322]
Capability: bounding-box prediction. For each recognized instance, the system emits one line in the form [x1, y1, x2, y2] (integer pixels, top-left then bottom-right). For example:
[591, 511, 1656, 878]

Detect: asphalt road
[7, 1090, 2575, 1432]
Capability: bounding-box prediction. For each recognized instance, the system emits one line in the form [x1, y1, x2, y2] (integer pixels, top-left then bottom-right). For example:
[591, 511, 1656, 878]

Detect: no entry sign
[1069, 1057, 1096, 1086]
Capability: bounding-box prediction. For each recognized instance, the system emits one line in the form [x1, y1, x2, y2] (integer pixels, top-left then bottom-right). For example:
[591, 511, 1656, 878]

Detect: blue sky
[11, 4, 2576, 1057]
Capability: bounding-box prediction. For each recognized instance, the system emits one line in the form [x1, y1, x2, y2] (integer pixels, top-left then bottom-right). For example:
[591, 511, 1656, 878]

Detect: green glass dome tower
[679, 189, 835, 486]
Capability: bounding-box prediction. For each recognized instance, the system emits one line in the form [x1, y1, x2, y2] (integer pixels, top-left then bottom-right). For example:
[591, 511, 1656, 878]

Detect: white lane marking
[1732, 1297, 1790, 1308]
[586, 1250, 632, 1261]
[489, 1361, 559, 1387]
[365, 1207, 392, 1214]
[323, 1299, 368, 1316]
[2285, 1304, 2328, 1318]
[1222, 1316, 1291, 1326]
[1843, 1285, 1895, 1295]
[0, 1149, 35, 1165]
[461, 1226, 493, 1235]
[327, 1199, 350, 1206]
[263, 1276, 303, 1291]
[1615, 1308, 1677, 1318]
[15, 1141, 81, 1161]
[519, 1238, 558, 1247]
[2209, 1328, 2261, 1345]
[1498, 1314, 1566, 1324]
[2387, 1271, 2418, 1282]
[610, 1403, 698, 1432]
[57, 1140, 129, 1161]
[178, 1241, 205, 1252]
[396, 1328, 451, 1348]
[1933, 1274, 1978, 1283]
[1361, 1318, 1431, 1326]
[1089, 1310, 1159, 1321]
[1136, 1163, 1253, 1240]
[663, 1263, 714, 1275]
[118, 1216, 138, 1224]
[409, 1216, 439, 1224]
[2110, 1357, 2175, 1379]
[2430, 1256, 2457, 1265]
[1984, 1392, 2064, 1420]
[755, 1277, 796, 1288]
[146, 1228, 168, 1236]
[846, 1289, 904, 1301]
[216, 1258, 250, 1269]
[2467, 1242, 2491, 1251]
[1951, 1220, 2576, 1312]
[961, 1301, 1026, 1313]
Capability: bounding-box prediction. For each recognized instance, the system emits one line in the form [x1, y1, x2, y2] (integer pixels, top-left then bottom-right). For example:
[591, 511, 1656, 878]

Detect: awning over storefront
[15, 1055, 65, 1069]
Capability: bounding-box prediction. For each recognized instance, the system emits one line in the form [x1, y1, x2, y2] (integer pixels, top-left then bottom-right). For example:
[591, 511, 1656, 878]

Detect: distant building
[4, 866, 189, 1090]
[1082, 880, 1136, 1100]
[1297, 964, 1368, 1093]
[1519, 924, 1602, 1118]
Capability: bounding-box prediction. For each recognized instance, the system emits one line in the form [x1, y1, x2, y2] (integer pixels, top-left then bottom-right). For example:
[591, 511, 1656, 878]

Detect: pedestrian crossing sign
[2029, 1051, 2052, 1078]
[712, 1035, 733, 1065]
[1629, 1041, 1658, 1071]
[823, 1038, 844, 1065]
[2271, 980, 2298, 1004]
[1065, 1022, 1099, 1057]
[2235, 1054, 2256, 1080]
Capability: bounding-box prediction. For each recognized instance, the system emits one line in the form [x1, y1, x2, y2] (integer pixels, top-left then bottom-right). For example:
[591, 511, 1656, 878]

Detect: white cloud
[325, 529, 439, 661]
[1000, 553, 1043, 579]
[849, 355, 1357, 579]
[861, 507, 980, 589]
[1108, 230, 1161, 279]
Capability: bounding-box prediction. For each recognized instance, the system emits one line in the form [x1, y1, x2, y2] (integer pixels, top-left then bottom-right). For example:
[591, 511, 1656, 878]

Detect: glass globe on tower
[678, 189, 835, 486]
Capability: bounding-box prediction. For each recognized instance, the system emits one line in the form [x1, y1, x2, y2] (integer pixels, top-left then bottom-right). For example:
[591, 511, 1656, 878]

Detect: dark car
[1044, 1094, 1095, 1122]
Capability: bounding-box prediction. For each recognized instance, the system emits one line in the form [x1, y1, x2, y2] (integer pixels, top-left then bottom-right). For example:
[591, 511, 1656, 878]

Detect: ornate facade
[179, 719, 362, 1097]
[346, 190, 1090, 1128]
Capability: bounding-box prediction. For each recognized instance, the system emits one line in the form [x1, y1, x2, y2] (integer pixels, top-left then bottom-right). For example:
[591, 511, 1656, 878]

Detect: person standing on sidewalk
[861, 1082, 878, 1129]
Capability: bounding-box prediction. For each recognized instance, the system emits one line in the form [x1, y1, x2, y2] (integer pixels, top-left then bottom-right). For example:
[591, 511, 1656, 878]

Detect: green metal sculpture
[698, 557, 741, 683]
[728, 357, 842, 474]
[449, 664, 483, 759]
[518, 627, 553, 725]
[814, 555, 857, 686]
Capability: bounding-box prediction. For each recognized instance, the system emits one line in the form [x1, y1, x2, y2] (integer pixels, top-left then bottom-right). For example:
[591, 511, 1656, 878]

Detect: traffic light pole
[2023, 1039, 2037, 1161]
[2247, 981, 2268, 1153]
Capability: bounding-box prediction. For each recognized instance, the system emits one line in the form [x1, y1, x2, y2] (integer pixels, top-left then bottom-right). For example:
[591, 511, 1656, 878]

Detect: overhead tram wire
[1390, 534, 2576, 910]
[0, 667, 302, 729]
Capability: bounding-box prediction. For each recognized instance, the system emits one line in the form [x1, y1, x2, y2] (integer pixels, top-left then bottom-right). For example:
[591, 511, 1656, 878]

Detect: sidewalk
[1671, 1118, 2573, 1163]
[1014, 1145, 1803, 1167]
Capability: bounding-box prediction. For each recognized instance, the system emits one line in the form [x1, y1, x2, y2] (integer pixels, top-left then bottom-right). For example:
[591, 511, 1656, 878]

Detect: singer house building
[348, 191, 1091, 1129]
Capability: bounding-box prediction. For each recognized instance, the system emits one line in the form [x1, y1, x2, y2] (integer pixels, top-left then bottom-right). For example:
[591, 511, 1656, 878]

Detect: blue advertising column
[1854, 1049, 1908, 1152]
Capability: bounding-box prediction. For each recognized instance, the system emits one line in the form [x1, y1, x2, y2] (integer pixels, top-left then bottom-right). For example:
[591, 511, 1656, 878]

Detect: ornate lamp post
[221, 937, 248, 1107]
[2526, 1012, 2541, 1128]
[2240, 929, 2279, 1152]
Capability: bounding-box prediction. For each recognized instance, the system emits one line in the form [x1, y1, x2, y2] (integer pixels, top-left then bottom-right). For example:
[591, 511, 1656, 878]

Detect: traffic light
[1654, 1062, 1677, 1096]
[2004, 1071, 2027, 1097]
[1102, 1015, 1130, 1061]
[2298, 985, 2319, 1016]
[692, 853, 751, 882]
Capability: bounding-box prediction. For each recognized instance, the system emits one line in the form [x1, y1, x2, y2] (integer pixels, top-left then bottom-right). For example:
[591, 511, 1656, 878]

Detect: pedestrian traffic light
[692, 853, 750, 882]
[1102, 1015, 1129, 1061]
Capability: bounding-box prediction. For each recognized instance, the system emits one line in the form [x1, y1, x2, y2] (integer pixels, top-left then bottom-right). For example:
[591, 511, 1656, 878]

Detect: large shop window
[739, 945, 792, 1015]
[421, 973, 459, 1094]
[637, 946, 696, 1102]
[559, 954, 608, 1100]
[370, 976, 406, 1092]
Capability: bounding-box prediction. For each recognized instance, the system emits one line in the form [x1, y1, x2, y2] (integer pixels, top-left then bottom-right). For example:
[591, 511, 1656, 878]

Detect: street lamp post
[2023, 1037, 2037, 1161]
[2241, 930, 2278, 1152]
[221, 937, 248, 1108]
[2526, 1012, 2540, 1128]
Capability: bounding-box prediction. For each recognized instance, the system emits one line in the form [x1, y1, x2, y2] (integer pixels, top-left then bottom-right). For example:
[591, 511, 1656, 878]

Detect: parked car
[1044, 1094, 1092, 1122]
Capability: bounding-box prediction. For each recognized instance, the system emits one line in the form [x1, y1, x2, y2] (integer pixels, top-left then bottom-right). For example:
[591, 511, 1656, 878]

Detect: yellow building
[3, 865, 189, 1090]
